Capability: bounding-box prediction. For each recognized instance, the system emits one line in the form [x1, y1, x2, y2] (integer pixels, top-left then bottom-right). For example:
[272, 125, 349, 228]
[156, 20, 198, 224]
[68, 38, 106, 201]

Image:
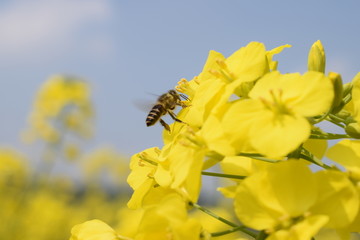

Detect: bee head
[168, 89, 177, 95]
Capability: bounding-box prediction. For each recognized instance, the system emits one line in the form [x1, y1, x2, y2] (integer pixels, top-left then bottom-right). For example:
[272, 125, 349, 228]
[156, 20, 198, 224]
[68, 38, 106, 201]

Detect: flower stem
[190, 202, 257, 238]
[190, 202, 238, 227]
[328, 113, 346, 123]
[211, 226, 257, 238]
[239, 153, 279, 163]
[256, 230, 268, 240]
[299, 147, 332, 169]
[310, 133, 351, 140]
[201, 171, 246, 180]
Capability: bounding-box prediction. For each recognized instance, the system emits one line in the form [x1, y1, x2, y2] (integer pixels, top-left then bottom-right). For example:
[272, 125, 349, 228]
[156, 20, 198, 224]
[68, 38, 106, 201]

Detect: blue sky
[1, 0, 360, 158]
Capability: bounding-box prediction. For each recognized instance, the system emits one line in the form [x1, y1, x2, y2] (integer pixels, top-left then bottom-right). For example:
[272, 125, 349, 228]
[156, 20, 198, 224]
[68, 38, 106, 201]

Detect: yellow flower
[327, 139, 360, 232]
[220, 71, 334, 158]
[155, 127, 206, 203]
[327, 139, 360, 181]
[34, 75, 91, 117]
[218, 156, 271, 198]
[70, 219, 130, 240]
[25, 75, 94, 143]
[127, 147, 176, 209]
[308, 40, 326, 73]
[134, 194, 204, 240]
[266, 44, 292, 71]
[177, 42, 290, 129]
[234, 160, 358, 240]
[178, 44, 291, 156]
[129, 123, 206, 208]
[0, 148, 28, 187]
[351, 72, 360, 118]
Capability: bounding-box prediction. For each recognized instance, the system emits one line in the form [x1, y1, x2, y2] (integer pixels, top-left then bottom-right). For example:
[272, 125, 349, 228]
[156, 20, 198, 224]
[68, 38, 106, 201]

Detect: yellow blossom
[234, 160, 358, 240]
[0, 148, 28, 187]
[70, 219, 130, 240]
[134, 194, 204, 240]
[25, 75, 94, 143]
[218, 71, 333, 158]
[127, 147, 176, 209]
[177, 42, 290, 129]
[327, 139, 360, 231]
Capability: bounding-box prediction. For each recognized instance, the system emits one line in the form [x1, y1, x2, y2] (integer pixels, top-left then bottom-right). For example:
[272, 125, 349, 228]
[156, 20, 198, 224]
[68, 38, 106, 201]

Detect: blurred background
[0, 1, 360, 239]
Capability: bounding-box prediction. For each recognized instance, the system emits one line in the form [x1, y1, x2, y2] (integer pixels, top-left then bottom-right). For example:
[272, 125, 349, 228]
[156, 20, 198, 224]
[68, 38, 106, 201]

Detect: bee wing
[133, 99, 156, 113]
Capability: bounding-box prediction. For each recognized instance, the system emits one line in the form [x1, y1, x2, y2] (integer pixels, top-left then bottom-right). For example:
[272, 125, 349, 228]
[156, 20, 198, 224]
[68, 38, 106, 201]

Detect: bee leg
[177, 101, 189, 108]
[168, 111, 187, 125]
[159, 119, 171, 131]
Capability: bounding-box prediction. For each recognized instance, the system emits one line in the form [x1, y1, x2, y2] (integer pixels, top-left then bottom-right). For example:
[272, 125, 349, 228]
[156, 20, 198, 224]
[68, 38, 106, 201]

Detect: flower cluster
[71, 41, 360, 239]
[23, 75, 94, 161]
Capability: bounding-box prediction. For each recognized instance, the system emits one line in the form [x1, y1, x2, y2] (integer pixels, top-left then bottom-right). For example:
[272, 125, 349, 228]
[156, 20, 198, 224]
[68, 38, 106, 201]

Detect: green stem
[190, 202, 238, 228]
[211, 226, 257, 238]
[201, 171, 246, 180]
[312, 110, 331, 124]
[299, 153, 331, 170]
[239, 153, 279, 163]
[256, 230, 268, 240]
[310, 133, 351, 140]
[328, 113, 346, 123]
[190, 202, 258, 238]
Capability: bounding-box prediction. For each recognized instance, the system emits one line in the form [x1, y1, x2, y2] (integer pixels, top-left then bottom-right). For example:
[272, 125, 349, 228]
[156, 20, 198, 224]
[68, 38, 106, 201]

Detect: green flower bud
[345, 122, 360, 138]
[328, 72, 343, 114]
[308, 40, 326, 73]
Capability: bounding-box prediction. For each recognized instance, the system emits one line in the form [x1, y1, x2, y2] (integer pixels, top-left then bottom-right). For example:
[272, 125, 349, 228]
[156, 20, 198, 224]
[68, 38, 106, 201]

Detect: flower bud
[308, 40, 326, 73]
[342, 82, 353, 96]
[328, 72, 343, 113]
[345, 122, 360, 139]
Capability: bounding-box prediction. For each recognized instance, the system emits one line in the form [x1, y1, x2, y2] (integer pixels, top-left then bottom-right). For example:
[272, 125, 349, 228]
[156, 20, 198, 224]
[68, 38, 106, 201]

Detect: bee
[146, 89, 188, 131]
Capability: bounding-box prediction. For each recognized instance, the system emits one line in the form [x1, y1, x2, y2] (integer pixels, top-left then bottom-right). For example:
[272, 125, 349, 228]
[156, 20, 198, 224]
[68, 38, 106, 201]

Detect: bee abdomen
[146, 104, 165, 127]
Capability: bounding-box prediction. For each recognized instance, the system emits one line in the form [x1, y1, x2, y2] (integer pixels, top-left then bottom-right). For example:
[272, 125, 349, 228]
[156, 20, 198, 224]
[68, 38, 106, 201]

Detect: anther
[216, 58, 228, 69]
[209, 69, 222, 78]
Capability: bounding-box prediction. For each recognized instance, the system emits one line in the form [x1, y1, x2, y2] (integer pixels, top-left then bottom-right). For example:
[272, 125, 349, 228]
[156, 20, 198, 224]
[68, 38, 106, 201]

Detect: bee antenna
[180, 94, 189, 100]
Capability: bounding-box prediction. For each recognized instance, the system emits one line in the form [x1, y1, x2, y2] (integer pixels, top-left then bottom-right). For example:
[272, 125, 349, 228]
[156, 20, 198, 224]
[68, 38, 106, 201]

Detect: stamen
[216, 58, 227, 69]
[139, 152, 158, 166]
[176, 78, 189, 93]
[260, 89, 291, 116]
[175, 78, 196, 97]
[209, 69, 222, 78]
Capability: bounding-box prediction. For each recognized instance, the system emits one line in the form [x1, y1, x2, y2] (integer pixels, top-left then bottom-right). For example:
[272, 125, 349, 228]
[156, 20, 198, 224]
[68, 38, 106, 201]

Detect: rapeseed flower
[134, 194, 205, 240]
[219, 71, 334, 158]
[24, 75, 93, 143]
[327, 139, 360, 232]
[70, 219, 130, 240]
[127, 147, 175, 209]
[234, 160, 358, 240]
